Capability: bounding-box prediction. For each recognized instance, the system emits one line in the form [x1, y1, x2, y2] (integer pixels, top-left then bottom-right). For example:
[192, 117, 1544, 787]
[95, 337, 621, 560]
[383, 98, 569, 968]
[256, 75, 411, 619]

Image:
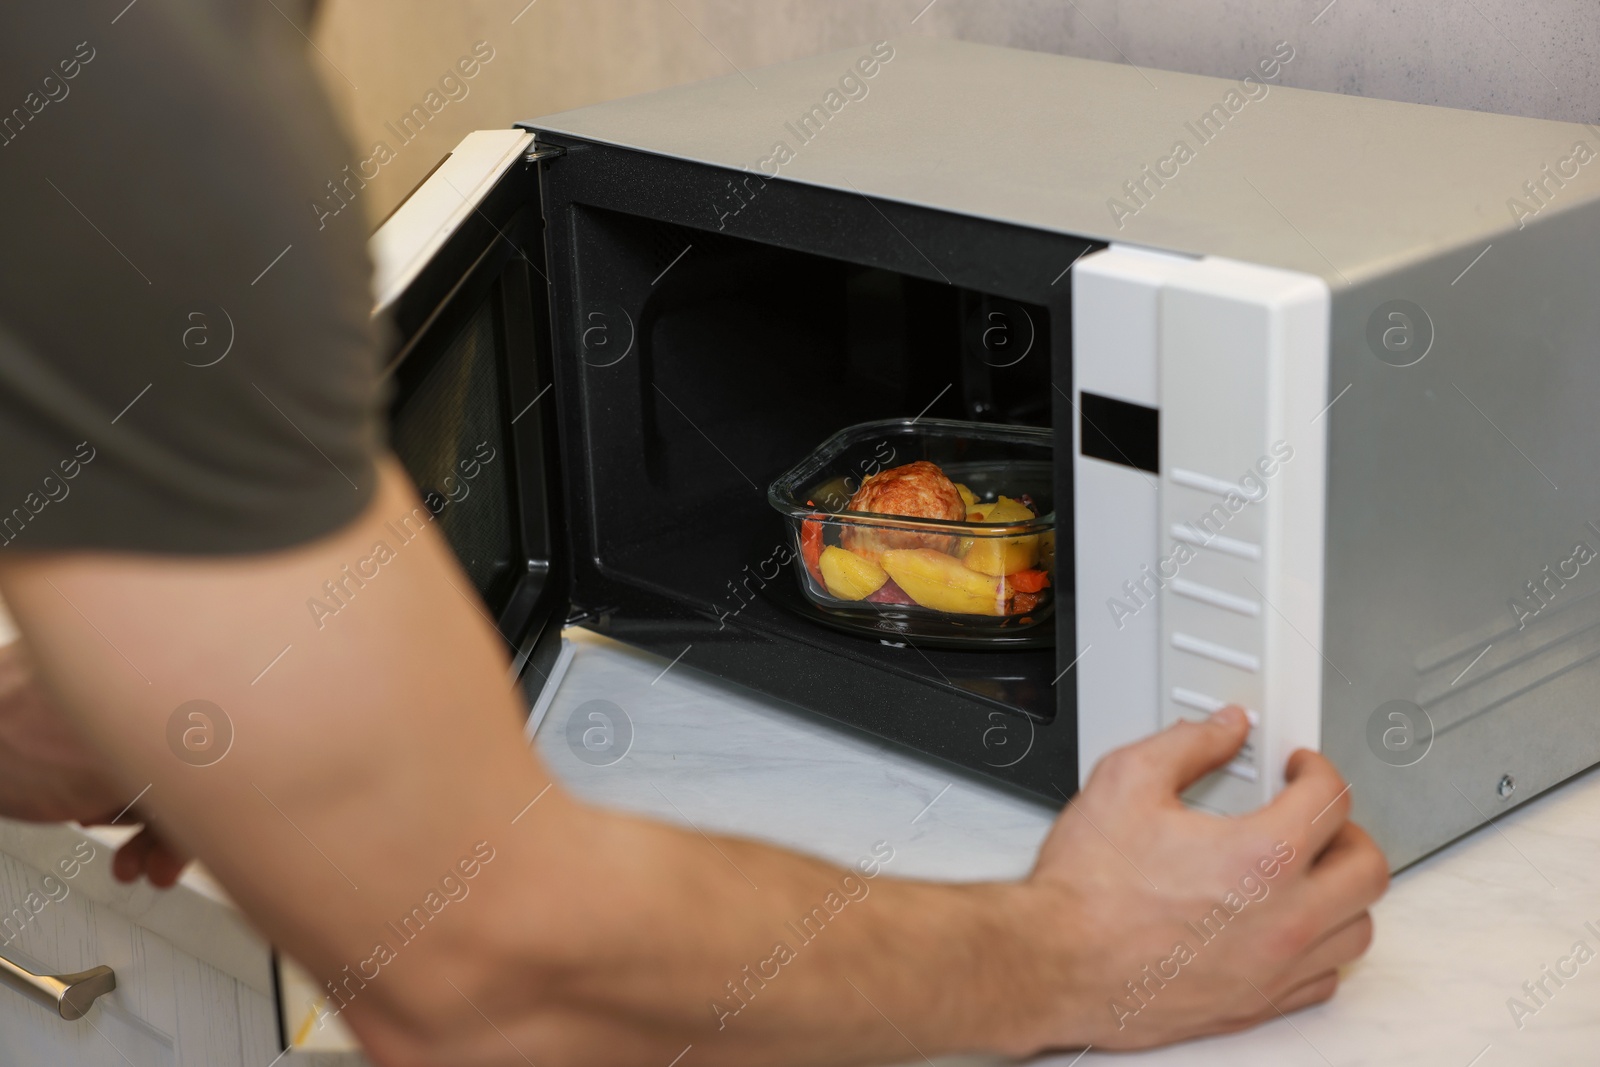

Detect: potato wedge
[880, 548, 1007, 616]
[960, 495, 1039, 575]
[819, 546, 889, 601]
[961, 536, 1039, 576]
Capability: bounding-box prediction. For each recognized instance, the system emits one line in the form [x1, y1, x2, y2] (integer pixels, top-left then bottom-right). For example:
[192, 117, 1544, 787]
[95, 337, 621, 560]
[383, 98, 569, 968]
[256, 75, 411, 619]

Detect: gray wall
[920, 0, 1593, 121]
[313, 0, 1600, 224]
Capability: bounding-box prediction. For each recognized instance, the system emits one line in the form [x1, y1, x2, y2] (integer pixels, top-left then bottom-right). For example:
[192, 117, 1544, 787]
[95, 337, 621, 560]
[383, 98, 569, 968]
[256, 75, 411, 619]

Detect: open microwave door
[272, 129, 571, 1058]
[367, 128, 571, 713]
[368, 127, 572, 716]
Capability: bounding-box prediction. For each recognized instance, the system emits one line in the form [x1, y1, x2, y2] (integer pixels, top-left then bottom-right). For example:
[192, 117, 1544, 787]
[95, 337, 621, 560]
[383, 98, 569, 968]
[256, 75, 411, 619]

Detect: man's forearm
[354, 802, 1055, 1066]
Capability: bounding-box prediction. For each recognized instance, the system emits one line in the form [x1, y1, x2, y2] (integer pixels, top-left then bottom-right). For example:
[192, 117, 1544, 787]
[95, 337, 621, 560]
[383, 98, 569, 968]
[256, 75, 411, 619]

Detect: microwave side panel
[1321, 196, 1600, 870]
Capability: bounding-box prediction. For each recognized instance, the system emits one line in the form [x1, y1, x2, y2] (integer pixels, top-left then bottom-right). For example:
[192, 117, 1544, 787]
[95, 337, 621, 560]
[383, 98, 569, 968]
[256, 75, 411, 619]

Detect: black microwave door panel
[372, 131, 570, 698]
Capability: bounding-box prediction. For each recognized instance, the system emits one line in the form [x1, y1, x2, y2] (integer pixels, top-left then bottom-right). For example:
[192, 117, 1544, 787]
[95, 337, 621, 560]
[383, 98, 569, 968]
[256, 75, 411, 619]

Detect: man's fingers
[112, 831, 153, 883]
[144, 838, 191, 889]
[1295, 822, 1390, 930]
[1212, 970, 1339, 1041]
[1251, 749, 1353, 860]
[1093, 707, 1250, 798]
[145, 842, 189, 888]
[1275, 912, 1374, 993]
[1259, 970, 1340, 1018]
[112, 826, 190, 887]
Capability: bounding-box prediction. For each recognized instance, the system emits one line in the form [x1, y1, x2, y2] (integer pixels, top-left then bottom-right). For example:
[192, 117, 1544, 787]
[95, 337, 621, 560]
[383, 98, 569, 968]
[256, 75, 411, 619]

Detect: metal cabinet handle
[0, 951, 115, 1021]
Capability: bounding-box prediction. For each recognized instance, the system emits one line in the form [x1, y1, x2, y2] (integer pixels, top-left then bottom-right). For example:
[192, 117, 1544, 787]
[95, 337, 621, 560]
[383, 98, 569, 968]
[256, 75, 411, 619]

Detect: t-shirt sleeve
[0, 1, 385, 555]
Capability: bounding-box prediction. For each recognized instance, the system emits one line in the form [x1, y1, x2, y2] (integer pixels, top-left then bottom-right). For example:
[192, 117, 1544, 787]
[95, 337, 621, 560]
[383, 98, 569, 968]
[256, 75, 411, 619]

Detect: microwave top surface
[528, 36, 1600, 287]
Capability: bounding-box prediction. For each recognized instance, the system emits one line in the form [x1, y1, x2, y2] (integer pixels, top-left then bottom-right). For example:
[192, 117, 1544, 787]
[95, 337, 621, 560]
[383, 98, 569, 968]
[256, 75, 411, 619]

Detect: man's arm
[0, 457, 1385, 1066]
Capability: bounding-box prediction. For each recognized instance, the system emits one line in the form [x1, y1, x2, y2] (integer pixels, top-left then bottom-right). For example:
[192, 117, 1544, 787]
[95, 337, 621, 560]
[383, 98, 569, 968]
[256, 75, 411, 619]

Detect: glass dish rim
[767, 417, 1056, 532]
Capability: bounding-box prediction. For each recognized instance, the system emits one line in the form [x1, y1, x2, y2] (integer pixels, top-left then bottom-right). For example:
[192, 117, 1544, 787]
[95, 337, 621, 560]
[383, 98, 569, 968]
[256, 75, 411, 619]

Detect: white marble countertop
[536, 628, 1600, 1067]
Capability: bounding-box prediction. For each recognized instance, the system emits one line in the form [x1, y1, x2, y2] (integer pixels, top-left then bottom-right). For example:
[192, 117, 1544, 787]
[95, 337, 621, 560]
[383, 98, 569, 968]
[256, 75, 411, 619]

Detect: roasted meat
[841, 460, 967, 560]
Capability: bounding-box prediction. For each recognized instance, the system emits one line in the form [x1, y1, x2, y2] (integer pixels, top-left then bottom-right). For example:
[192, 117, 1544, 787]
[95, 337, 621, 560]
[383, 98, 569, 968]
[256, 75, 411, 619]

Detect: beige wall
[310, 1, 922, 222]
[312, 0, 1598, 227]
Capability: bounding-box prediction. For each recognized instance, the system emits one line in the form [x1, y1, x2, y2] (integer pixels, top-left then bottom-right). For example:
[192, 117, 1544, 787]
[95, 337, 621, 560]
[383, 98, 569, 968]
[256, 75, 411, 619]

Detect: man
[0, 3, 1387, 1064]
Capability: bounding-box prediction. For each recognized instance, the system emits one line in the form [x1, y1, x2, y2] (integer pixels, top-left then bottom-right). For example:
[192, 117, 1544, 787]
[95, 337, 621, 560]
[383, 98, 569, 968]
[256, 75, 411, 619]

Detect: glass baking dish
[768, 418, 1055, 647]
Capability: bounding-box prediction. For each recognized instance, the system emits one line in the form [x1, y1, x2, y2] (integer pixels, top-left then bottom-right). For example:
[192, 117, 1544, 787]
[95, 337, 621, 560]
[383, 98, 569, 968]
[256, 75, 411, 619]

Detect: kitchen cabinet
[0, 821, 352, 1066]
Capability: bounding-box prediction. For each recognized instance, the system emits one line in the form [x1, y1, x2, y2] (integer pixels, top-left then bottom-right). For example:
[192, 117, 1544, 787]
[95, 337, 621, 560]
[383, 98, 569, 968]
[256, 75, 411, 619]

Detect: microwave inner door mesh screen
[390, 297, 517, 605]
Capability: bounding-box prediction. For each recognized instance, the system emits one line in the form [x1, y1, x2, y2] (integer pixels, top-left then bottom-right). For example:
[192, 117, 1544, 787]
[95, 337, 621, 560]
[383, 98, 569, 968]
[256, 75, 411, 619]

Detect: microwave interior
[385, 135, 1100, 801]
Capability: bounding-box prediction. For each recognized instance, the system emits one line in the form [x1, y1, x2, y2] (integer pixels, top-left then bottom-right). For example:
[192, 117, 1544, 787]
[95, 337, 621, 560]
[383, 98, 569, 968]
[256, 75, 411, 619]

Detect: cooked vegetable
[960, 494, 1040, 576]
[962, 537, 1038, 576]
[866, 578, 913, 605]
[800, 511, 826, 585]
[1006, 568, 1050, 594]
[819, 546, 889, 601]
[880, 548, 1007, 616]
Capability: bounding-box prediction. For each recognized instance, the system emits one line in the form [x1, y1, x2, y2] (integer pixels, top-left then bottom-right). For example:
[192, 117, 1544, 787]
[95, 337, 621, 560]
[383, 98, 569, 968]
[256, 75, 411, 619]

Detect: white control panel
[1073, 246, 1330, 813]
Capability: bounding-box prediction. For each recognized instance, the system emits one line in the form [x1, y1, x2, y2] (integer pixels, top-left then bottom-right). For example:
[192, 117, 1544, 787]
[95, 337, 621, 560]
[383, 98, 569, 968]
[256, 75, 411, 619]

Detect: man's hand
[1018, 706, 1387, 1052]
[0, 639, 189, 887]
[0, 639, 131, 824]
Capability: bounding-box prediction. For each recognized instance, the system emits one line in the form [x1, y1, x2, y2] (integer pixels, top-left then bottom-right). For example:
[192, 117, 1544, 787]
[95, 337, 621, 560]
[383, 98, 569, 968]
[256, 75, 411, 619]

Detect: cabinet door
[0, 847, 279, 1067]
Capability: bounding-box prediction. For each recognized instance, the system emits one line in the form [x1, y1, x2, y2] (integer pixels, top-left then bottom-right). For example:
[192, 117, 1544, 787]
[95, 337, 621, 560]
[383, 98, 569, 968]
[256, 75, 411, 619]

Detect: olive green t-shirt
[0, 0, 382, 555]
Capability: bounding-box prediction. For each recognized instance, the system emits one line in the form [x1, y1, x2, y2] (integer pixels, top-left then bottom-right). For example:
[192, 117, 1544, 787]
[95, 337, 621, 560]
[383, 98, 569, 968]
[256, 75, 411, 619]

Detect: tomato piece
[1006, 568, 1050, 593]
[800, 515, 826, 585]
[1009, 591, 1041, 615]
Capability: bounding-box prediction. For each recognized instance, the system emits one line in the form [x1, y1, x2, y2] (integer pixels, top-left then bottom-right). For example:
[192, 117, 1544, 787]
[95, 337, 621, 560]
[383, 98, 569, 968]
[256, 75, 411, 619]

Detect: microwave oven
[369, 36, 1600, 872]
